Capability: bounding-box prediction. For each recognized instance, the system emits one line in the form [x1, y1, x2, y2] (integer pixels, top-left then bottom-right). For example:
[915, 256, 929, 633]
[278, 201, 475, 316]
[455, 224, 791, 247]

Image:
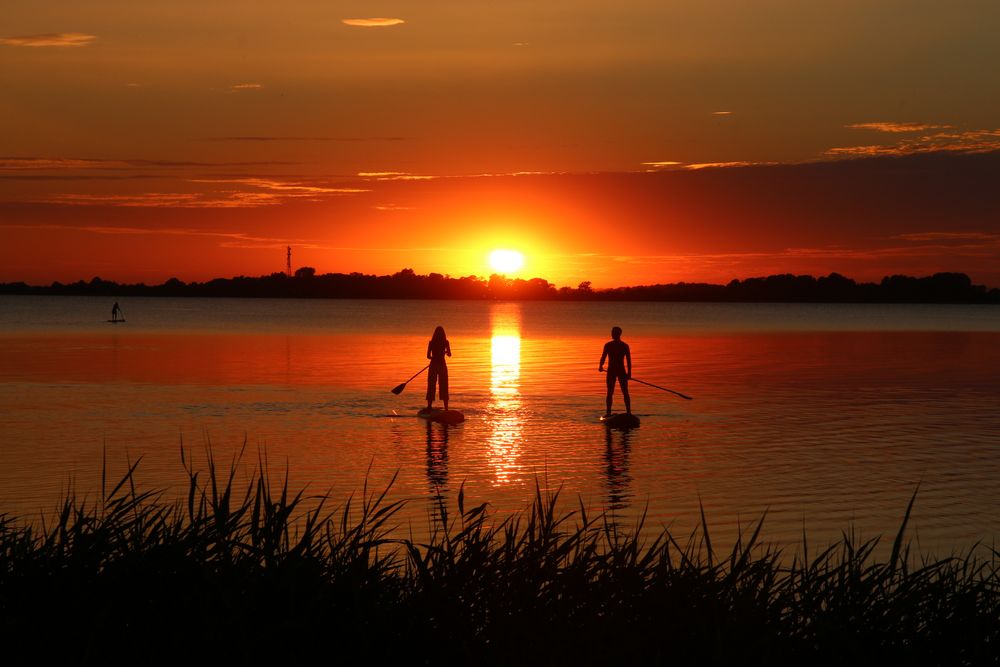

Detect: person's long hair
[431, 325, 447, 344]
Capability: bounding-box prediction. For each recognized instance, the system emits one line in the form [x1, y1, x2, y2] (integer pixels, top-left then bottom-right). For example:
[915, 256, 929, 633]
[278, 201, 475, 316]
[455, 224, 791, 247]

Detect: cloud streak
[189, 177, 368, 194]
[28, 176, 371, 209]
[684, 161, 768, 170]
[357, 172, 436, 181]
[827, 128, 1000, 157]
[641, 160, 773, 171]
[342, 18, 405, 27]
[893, 232, 1000, 243]
[0, 32, 96, 47]
[209, 136, 405, 142]
[0, 156, 296, 171]
[640, 161, 683, 169]
[846, 122, 952, 133]
[600, 235, 1000, 270]
[0, 222, 320, 249]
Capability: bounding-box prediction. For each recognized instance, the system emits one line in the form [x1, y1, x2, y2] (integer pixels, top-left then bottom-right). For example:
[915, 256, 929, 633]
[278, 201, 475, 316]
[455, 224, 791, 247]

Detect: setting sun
[488, 249, 525, 274]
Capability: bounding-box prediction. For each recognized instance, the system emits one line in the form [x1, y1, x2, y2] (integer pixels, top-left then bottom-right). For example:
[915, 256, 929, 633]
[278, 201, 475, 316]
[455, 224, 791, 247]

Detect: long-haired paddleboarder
[426, 325, 452, 411]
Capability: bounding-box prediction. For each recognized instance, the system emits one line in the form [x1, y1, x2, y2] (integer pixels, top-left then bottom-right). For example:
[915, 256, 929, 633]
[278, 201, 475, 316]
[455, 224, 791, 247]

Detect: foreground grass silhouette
[1, 448, 998, 666]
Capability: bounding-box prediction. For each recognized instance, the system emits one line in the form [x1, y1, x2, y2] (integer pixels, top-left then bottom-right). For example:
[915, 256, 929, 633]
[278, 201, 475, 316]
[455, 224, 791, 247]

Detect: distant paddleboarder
[599, 326, 632, 416]
[111, 301, 124, 322]
[426, 326, 452, 411]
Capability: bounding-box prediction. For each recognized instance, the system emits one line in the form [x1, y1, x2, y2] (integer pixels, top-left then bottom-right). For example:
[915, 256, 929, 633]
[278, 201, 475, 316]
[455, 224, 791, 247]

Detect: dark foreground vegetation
[2, 454, 998, 666]
[2, 269, 998, 303]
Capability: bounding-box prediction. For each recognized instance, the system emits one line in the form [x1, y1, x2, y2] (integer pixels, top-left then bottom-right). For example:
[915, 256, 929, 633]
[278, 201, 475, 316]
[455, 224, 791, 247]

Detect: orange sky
[2, 1, 999, 287]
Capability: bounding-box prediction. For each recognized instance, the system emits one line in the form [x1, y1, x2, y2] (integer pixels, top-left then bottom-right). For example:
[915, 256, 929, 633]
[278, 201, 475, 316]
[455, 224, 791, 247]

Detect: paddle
[391, 365, 429, 395]
[602, 369, 693, 400]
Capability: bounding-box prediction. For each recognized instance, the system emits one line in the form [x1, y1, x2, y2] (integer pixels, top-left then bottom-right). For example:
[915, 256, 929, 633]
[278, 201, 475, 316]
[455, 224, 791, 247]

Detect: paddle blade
[390, 382, 407, 395]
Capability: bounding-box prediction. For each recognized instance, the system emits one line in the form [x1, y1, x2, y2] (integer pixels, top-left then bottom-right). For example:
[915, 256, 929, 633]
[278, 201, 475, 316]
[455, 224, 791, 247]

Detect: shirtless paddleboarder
[599, 326, 632, 416]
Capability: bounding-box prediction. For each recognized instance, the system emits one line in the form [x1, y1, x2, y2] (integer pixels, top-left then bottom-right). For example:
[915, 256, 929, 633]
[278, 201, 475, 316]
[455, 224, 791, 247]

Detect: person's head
[432, 325, 446, 342]
[611, 326, 622, 340]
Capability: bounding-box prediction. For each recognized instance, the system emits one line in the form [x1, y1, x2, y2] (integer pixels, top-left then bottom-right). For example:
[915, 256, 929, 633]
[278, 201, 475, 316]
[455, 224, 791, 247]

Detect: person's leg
[605, 373, 615, 415]
[621, 376, 631, 414]
[440, 366, 449, 410]
[426, 366, 437, 409]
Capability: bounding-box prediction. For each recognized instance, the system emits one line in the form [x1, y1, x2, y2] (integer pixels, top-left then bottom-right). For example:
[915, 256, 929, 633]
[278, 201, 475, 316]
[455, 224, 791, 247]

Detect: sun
[488, 249, 525, 274]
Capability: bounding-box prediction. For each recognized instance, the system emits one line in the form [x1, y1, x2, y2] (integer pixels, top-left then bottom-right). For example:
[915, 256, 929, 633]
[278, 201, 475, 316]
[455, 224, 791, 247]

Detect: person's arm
[427, 341, 432, 360]
[445, 341, 452, 357]
[625, 345, 632, 378]
[599, 343, 608, 372]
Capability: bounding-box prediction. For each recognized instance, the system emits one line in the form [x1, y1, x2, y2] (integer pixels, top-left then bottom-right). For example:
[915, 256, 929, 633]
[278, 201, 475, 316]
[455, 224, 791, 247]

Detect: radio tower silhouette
[286, 245, 292, 276]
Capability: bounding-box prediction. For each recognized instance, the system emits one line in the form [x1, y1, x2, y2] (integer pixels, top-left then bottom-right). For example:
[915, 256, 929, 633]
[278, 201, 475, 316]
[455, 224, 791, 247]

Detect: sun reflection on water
[487, 304, 523, 485]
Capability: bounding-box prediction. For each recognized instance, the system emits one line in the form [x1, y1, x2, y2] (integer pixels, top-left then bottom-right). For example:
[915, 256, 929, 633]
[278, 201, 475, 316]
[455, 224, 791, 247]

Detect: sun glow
[488, 249, 524, 274]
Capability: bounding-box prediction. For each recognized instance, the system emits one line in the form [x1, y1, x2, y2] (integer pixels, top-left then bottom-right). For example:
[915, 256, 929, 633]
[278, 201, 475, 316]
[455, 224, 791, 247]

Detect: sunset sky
[2, 0, 999, 287]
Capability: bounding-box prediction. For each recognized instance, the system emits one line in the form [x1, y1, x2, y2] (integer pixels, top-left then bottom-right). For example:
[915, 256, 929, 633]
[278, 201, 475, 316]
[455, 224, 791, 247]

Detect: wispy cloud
[0, 222, 456, 253]
[0, 156, 296, 171]
[357, 172, 436, 181]
[640, 161, 683, 169]
[36, 177, 368, 208]
[0, 174, 160, 182]
[893, 232, 1000, 243]
[0, 158, 124, 170]
[342, 18, 405, 27]
[43, 191, 328, 209]
[0, 222, 321, 249]
[597, 233, 1000, 270]
[229, 83, 263, 92]
[190, 177, 368, 194]
[210, 136, 405, 142]
[684, 161, 766, 170]
[0, 32, 96, 47]
[641, 160, 769, 172]
[827, 128, 1000, 157]
[374, 204, 416, 211]
[712, 111, 733, 116]
[846, 122, 952, 133]
[47, 193, 205, 208]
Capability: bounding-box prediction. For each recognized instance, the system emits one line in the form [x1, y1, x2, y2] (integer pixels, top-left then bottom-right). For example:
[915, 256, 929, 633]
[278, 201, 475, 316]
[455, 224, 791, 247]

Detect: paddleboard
[106, 320, 126, 323]
[600, 413, 640, 429]
[417, 408, 465, 424]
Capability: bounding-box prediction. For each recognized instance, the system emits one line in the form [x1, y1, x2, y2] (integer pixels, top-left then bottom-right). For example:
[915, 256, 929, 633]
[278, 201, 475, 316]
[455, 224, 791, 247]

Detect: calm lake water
[2, 295, 999, 554]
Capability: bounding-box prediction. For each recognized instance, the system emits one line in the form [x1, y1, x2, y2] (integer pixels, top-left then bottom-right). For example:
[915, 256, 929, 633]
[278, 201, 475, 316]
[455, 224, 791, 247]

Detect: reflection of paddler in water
[599, 326, 632, 416]
[425, 419, 451, 530]
[604, 426, 634, 514]
[426, 325, 452, 411]
[425, 419, 449, 493]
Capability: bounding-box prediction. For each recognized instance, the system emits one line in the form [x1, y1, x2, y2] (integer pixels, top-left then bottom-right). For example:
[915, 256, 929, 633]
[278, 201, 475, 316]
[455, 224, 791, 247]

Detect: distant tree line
[1, 269, 997, 303]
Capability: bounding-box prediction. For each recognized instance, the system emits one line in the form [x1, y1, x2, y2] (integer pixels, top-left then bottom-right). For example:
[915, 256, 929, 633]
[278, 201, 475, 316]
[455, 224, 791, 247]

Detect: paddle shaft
[404, 364, 430, 384]
[630, 377, 692, 400]
[391, 364, 429, 394]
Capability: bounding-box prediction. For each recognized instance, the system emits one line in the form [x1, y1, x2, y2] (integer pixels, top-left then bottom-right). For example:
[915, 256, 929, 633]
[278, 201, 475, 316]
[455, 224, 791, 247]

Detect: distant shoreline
[2, 269, 998, 304]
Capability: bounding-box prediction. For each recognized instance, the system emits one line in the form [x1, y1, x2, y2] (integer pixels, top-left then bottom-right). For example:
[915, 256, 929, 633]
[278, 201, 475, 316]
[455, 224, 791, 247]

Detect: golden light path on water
[487, 303, 523, 485]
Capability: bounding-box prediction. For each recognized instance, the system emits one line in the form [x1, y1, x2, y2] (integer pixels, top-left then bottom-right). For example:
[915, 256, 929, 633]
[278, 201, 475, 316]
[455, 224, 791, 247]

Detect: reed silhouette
[1, 451, 998, 664]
